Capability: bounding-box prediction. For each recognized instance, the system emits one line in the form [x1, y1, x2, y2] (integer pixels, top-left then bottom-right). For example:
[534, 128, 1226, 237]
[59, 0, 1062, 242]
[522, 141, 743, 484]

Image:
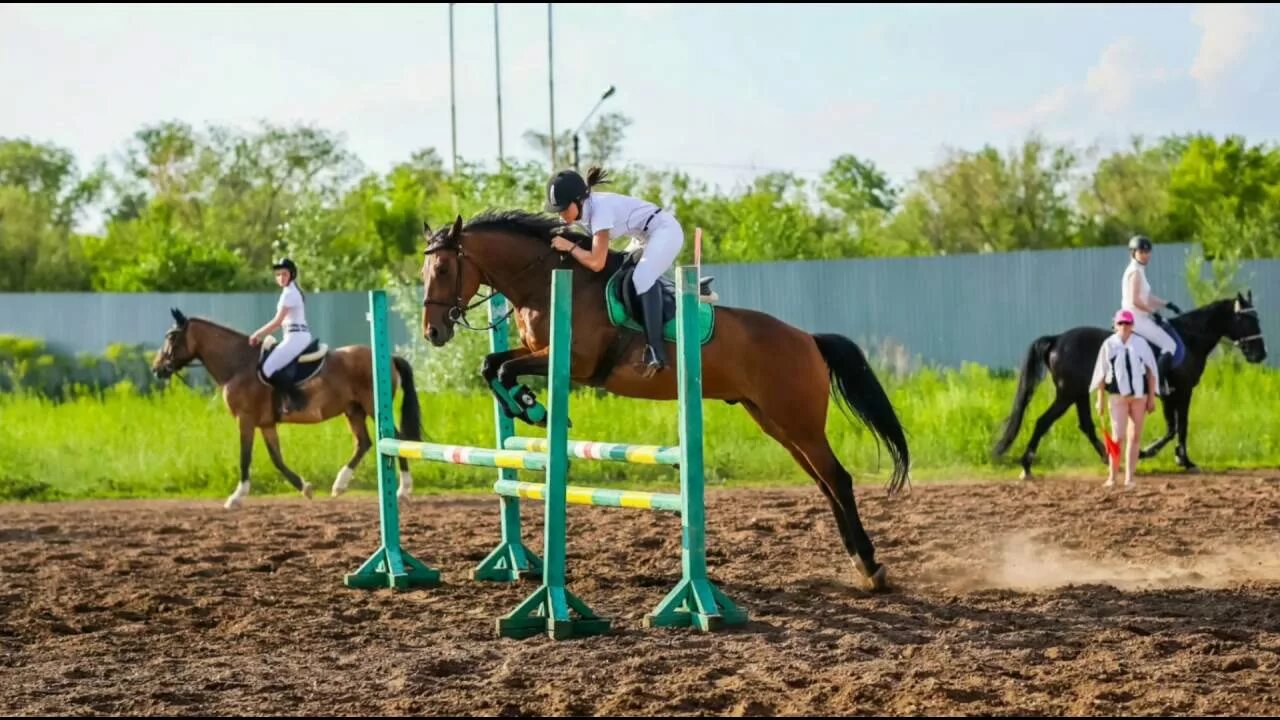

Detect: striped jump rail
[493, 479, 682, 513]
[378, 438, 548, 471]
[501, 437, 680, 466]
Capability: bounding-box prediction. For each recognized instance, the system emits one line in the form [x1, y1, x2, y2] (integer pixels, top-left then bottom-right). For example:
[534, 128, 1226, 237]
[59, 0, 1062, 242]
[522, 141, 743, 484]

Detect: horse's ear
[422, 220, 431, 236]
[1247, 289, 1254, 304]
[170, 308, 188, 327]
[449, 214, 464, 247]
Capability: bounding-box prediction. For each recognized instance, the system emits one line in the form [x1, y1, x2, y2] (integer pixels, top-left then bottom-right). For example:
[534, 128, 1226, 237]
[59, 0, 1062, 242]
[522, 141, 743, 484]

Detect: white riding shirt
[580, 191, 665, 251]
[1121, 259, 1154, 318]
[278, 283, 308, 334]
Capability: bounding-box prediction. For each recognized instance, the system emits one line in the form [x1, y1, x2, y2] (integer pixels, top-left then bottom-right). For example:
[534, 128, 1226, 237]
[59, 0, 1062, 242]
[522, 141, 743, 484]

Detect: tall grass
[2, 355, 1277, 502]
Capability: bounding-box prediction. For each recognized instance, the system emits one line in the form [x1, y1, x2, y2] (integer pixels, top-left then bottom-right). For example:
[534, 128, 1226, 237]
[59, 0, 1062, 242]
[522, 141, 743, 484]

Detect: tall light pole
[449, 2, 458, 174]
[547, 3, 556, 170]
[494, 3, 504, 168]
[573, 85, 616, 172]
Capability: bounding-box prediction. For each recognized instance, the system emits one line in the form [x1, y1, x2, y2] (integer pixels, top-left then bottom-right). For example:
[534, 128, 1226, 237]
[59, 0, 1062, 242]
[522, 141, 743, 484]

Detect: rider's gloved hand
[1165, 302, 1183, 315]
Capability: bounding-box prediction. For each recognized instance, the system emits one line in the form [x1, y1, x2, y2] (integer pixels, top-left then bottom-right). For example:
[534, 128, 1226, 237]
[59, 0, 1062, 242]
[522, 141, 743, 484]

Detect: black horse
[994, 291, 1267, 477]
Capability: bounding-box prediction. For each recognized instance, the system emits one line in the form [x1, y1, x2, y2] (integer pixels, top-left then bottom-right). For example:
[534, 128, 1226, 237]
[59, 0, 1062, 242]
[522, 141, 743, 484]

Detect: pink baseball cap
[1114, 309, 1134, 325]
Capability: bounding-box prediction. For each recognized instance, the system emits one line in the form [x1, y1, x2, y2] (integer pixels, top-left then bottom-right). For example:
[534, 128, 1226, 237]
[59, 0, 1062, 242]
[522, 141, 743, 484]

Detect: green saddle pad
[604, 272, 715, 345]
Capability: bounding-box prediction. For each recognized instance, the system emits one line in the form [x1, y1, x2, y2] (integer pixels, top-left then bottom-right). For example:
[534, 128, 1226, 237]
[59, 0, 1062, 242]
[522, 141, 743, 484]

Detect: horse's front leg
[496, 348, 556, 427]
[482, 348, 545, 424]
[226, 415, 255, 510]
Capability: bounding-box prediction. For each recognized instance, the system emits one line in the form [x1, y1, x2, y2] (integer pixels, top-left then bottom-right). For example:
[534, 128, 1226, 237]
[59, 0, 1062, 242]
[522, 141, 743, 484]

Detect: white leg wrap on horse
[398, 471, 413, 499]
[225, 481, 250, 509]
[332, 466, 354, 496]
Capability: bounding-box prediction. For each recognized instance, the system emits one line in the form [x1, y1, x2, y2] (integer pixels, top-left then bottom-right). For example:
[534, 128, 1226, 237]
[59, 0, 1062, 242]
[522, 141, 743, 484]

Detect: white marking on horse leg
[332, 466, 354, 496]
[398, 471, 413, 500]
[225, 481, 250, 510]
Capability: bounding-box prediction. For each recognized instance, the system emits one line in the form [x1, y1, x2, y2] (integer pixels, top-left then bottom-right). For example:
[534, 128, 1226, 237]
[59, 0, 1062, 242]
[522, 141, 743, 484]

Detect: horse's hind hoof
[302, 482, 315, 500]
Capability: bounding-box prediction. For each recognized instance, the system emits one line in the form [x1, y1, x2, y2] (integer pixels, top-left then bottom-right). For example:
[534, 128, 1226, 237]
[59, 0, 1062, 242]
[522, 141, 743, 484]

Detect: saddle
[601, 249, 719, 346]
[256, 336, 329, 387]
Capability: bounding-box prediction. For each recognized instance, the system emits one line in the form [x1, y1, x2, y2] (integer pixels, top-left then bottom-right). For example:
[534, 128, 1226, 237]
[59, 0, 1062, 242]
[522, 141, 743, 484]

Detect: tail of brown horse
[391, 355, 424, 443]
[812, 333, 911, 497]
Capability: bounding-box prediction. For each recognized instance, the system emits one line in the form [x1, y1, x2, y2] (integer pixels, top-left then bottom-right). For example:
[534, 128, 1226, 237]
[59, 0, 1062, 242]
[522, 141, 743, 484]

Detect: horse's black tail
[992, 334, 1056, 457]
[392, 355, 424, 443]
[812, 333, 911, 498]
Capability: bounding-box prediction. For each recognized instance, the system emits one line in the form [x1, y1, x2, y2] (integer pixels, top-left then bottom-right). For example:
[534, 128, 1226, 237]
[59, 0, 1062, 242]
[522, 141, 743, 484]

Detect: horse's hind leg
[1074, 397, 1107, 463]
[740, 391, 886, 592]
[739, 400, 852, 546]
[261, 425, 315, 500]
[1018, 394, 1073, 479]
[333, 407, 373, 497]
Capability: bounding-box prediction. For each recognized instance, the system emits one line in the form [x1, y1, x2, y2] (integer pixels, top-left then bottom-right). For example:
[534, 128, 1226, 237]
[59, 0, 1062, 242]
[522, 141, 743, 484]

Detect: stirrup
[639, 345, 665, 378]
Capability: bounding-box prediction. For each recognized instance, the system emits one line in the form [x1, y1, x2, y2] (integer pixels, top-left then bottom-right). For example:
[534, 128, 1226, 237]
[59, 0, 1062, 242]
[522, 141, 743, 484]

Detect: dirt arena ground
[3, 470, 1280, 716]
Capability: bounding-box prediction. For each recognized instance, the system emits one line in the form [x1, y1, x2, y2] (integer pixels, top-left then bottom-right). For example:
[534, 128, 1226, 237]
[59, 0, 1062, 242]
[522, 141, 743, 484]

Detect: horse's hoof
[1019, 468, 1033, 481]
[302, 482, 315, 500]
[864, 564, 890, 593]
[224, 496, 243, 510]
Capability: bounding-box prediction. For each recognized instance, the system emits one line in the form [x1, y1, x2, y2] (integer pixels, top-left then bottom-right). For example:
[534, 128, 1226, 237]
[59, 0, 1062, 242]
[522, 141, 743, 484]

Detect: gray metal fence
[3, 242, 1276, 371]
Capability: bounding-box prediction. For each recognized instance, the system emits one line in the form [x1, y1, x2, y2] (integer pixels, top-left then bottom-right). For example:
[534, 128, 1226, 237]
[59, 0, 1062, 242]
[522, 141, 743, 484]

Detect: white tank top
[1121, 259, 1152, 317]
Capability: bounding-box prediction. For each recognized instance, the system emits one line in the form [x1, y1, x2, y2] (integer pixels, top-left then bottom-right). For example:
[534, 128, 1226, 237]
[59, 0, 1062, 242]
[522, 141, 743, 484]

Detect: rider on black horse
[1122, 234, 1182, 395]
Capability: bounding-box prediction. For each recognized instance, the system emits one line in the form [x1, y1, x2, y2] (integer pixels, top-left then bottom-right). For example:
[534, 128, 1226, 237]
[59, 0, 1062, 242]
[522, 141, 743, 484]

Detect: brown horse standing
[151, 308, 422, 509]
[419, 212, 911, 591]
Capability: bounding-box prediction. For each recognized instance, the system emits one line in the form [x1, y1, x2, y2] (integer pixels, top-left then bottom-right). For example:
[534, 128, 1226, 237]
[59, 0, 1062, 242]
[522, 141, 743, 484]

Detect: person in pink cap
[1090, 309, 1160, 489]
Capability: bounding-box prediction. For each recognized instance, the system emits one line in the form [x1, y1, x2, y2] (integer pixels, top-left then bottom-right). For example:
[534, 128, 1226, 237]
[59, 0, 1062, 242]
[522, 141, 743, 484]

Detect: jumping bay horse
[993, 292, 1267, 477]
[151, 308, 423, 509]
[419, 212, 911, 592]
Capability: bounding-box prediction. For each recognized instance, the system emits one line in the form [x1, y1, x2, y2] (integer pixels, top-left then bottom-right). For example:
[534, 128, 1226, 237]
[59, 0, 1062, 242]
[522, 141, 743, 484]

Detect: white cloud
[1190, 3, 1263, 91]
[994, 36, 1176, 133]
[1084, 37, 1173, 114]
[994, 85, 1072, 131]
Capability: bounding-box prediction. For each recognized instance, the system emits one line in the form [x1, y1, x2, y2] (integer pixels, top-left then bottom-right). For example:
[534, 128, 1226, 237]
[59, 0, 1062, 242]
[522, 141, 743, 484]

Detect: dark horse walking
[151, 309, 424, 509]
[993, 292, 1267, 477]
[418, 212, 911, 592]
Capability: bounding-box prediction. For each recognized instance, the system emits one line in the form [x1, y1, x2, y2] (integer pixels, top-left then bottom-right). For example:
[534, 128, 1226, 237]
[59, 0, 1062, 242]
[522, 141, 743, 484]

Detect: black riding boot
[639, 283, 668, 377]
[268, 374, 307, 416]
[1158, 352, 1174, 395]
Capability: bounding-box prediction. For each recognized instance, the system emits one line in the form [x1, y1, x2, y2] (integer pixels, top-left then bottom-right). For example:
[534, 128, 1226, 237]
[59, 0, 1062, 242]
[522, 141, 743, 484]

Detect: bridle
[422, 232, 564, 333]
[1232, 306, 1265, 351]
[156, 328, 204, 376]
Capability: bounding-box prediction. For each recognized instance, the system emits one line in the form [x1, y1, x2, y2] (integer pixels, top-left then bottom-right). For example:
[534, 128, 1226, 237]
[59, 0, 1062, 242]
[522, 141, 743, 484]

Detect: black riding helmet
[1128, 234, 1153, 252]
[544, 169, 589, 213]
[272, 257, 299, 283]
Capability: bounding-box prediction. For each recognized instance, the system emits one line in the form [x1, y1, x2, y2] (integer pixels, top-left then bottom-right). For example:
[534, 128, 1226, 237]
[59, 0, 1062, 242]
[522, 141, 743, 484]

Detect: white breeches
[629, 217, 685, 295]
[1131, 314, 1176, 355]
[262, 331, 313, 377]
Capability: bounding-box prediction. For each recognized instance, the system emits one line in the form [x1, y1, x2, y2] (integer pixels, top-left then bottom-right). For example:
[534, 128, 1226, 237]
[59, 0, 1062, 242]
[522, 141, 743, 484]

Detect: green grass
[2, 356, 1278, 503]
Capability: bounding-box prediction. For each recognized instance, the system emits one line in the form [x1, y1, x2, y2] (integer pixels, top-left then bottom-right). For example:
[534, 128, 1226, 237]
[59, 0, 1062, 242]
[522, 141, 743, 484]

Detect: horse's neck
[471, 241, 560, 310]
[192, 322, 257, 384]
[1176, 302, 1232, 355]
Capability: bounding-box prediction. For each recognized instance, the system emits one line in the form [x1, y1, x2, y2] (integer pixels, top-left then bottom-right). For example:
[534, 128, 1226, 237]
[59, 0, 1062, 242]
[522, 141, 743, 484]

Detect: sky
[3, 2, 1279, 223]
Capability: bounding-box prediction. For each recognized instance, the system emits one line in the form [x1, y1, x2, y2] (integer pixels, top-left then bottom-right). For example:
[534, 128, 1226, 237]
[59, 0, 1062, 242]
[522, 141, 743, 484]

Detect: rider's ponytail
[585, 166, 611, 189]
